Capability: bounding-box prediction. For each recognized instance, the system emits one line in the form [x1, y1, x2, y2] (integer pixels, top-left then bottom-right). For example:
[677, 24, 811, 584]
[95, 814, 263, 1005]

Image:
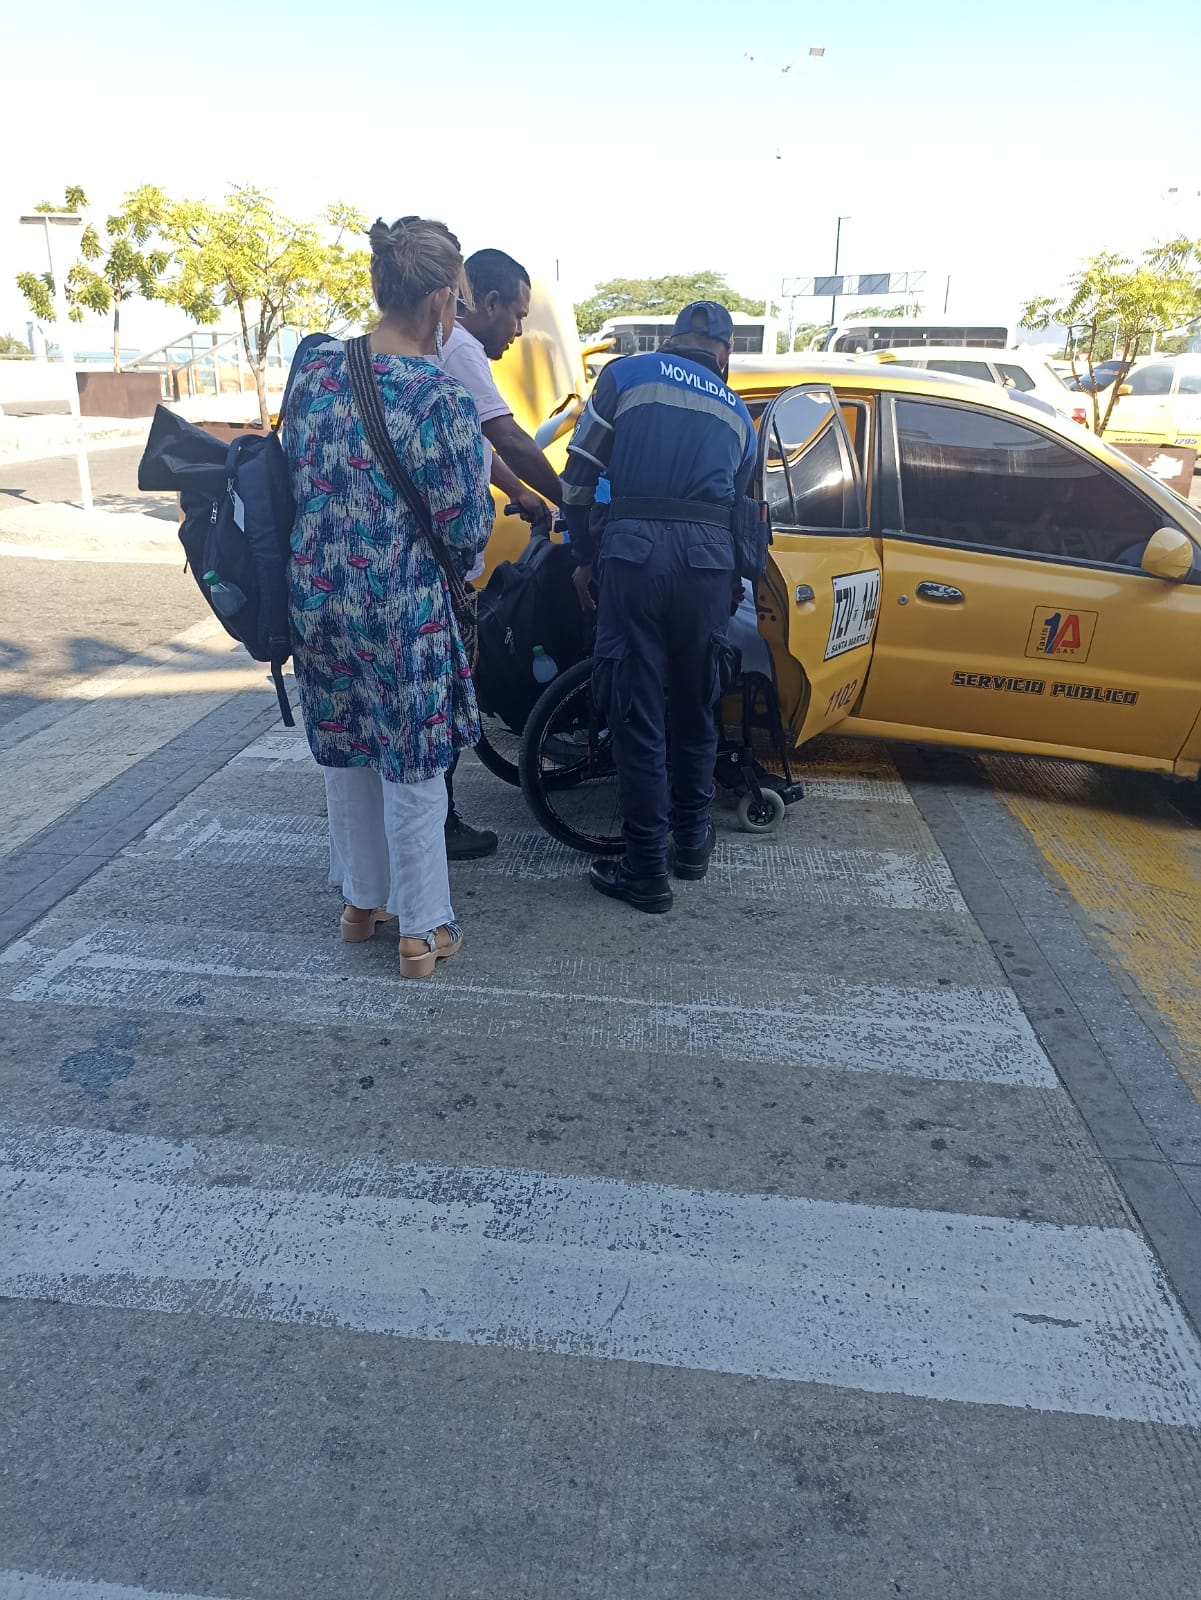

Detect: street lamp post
[830, 214, 851, 330]
[19, 212, 93, 513]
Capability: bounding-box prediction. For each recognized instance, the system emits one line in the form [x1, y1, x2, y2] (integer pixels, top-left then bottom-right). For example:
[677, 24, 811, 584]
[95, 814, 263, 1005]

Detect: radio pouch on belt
[734, 496, 771, 584]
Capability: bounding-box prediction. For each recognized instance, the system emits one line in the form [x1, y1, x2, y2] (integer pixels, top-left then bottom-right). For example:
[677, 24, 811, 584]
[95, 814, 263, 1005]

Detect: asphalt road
[0, 446, 205, 727]
[1, 443, 1200, 1597]
[0, 443, 174, 519]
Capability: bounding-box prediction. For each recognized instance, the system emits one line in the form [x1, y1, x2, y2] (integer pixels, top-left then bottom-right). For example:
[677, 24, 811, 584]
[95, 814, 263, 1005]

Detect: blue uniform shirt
[561, 348, 756, 564]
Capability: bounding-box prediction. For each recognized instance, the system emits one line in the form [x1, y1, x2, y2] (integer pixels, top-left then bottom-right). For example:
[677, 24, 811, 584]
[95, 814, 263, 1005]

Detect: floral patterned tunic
[284, 343, 492, 783]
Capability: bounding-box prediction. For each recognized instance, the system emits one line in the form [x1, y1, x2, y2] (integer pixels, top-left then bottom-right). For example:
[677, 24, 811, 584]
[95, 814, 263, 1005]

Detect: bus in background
[593, 313, 768, 356]
[818, 321, 1012, 354]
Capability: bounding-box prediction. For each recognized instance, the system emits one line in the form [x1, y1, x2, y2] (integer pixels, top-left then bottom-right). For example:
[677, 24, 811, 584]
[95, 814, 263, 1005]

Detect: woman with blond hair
[284, 216, 491, 978]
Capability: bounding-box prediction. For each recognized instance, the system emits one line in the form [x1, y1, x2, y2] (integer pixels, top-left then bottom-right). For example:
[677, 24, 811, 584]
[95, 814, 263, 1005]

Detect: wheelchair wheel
[519, 659, 624, 855]
[737, 787, 786, 833]
[474, 714, 521, 787]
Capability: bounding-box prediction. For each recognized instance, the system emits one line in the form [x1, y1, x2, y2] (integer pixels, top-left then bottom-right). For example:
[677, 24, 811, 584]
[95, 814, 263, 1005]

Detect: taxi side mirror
[1141, 526, 1195, 581]
[1116, 384, 1133, 396]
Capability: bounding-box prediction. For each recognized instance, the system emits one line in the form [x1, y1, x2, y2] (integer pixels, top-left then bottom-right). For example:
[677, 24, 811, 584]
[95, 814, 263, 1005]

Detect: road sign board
[781, 271, 927, 299]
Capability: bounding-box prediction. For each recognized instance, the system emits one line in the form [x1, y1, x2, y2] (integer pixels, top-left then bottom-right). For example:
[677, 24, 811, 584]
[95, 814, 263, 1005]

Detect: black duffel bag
[474, 529, 589, 733]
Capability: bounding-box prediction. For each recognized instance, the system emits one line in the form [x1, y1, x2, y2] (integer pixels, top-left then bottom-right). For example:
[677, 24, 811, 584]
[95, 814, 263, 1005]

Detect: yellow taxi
[526, 345, 1201, 782]
[739, 357, 1201, 779]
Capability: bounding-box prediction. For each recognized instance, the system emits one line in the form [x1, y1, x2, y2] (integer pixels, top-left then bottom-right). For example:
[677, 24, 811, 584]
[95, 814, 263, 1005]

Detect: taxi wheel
[736, 787, 786, 834]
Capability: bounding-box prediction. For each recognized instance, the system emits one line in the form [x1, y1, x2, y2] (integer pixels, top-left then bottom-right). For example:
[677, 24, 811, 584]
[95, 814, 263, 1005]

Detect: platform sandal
[340, 907, 397, 943]
[398, 922, 463, 980]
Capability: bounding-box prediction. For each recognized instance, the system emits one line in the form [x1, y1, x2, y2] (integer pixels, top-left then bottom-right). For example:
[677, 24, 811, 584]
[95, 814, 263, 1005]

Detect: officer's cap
[671, 301, 735, 344]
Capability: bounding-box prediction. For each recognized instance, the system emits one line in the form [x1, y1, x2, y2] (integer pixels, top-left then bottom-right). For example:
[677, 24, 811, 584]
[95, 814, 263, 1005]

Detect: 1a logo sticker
[1024, 607, 1097, 662]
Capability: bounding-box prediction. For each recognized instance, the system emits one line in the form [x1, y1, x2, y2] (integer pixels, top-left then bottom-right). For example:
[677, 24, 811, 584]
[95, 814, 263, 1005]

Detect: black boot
[588, 857, 673, 914]
[670, 820, 717, 881]
[445, 809, 499, 861]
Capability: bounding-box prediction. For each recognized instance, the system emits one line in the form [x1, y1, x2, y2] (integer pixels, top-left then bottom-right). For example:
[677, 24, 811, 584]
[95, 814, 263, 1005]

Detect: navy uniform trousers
[592, 519, 736, 879]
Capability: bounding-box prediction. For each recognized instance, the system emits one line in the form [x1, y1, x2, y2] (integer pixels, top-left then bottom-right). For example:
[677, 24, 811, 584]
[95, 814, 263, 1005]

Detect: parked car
[1064, 357, 1126, 394]
[866, 346, 1090, 426]
[1097, 356, 1201, 452]
[535, 357, 1201, 778]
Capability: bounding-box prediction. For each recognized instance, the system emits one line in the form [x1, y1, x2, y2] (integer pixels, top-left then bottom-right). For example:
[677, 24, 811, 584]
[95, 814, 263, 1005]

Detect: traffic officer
[563, 301, 756, 913]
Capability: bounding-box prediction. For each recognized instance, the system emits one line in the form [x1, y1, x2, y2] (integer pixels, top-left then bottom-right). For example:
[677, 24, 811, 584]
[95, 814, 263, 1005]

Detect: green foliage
[777, 321, 825, 354]
[845, 302, 924, 321]
[0, 332, 32, 358]
[574, 272, 764, 337]
[16, 185, 90, 326]
[287, 201, 374, 335]
[15, 184, 171, 368]
[1022, 238, 1201, 433]
[159, 187, 372, 424]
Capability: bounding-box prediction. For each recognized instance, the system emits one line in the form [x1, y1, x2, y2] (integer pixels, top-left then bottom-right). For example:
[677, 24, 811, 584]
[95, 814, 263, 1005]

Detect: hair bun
[366, 215, 465, 318]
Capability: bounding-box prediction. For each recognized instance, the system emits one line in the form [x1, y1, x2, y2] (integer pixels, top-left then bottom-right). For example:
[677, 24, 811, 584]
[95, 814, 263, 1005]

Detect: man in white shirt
[438, 248, 564, 860]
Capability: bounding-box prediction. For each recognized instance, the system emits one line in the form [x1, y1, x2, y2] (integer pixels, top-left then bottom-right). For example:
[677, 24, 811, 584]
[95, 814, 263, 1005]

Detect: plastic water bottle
[203, 569, 247, 619]
[532, 645, 559, 684]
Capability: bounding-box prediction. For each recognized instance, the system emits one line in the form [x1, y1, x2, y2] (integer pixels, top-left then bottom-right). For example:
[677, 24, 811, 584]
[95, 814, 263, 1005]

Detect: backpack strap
[271, 661, 295, 727]
[274, 331, 335, 437]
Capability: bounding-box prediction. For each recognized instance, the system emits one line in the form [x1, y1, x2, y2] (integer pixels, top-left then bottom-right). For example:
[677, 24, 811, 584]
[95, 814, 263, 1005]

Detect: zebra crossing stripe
[134, 810, 964, 910]
[0, 1572, 237, 1599]
[1, 925, 1054, 1087]
[3, 1122, 1200, 1426]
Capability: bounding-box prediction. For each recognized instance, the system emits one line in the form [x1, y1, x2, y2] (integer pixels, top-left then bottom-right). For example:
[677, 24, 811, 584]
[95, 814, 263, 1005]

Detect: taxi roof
[723, 354, 1201, 534]
[727, 352, 1012, 399]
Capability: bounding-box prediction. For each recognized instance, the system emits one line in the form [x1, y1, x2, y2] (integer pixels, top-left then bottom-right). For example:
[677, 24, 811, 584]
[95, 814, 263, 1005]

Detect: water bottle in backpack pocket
[531, 645, 559, 684]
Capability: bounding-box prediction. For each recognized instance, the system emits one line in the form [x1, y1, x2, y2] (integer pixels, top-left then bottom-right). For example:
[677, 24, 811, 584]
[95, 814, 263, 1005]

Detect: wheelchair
[475, 565, 804, 856]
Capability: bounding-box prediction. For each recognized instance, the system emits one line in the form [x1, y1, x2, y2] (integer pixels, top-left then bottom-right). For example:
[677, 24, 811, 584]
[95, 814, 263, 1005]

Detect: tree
[1022, 239, 1201, 433]
[778, 321, 825, 354]
[159, 187, 373, 427]
[15, 186, 99, 326]
[0, 332, 32, 358]
[14, 185, 170, 370]
[574, 272, 764, 337]
[845, 302, 924, 321]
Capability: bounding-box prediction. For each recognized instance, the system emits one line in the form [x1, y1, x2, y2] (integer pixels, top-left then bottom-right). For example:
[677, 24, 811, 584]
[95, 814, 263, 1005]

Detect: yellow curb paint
[984, 757, 1201, 1101]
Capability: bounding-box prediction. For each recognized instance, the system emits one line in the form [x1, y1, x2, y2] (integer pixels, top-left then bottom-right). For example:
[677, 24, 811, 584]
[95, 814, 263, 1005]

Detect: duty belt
[607, 496, 733, 531]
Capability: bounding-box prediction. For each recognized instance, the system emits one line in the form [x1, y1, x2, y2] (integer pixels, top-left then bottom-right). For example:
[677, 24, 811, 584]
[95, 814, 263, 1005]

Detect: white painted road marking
[232, 729, 918, 805]
[229, 730, 313, 767]
[2, 1121, 1199, 1425]
[134, 808, 965, 910]
[2, 925, 1055, 1086]
[0, 1572, 239, 1600]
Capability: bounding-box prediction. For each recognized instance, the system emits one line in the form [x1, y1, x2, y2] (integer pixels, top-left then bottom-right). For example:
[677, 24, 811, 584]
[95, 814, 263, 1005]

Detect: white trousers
[323, 766, 453, 936]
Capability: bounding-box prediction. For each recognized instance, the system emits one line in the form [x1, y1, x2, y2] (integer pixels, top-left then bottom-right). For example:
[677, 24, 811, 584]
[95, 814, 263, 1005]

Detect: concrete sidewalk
[0, 413, 150, 466]
[0, 499, 180, 565]
[1, 650, 1200, 1596]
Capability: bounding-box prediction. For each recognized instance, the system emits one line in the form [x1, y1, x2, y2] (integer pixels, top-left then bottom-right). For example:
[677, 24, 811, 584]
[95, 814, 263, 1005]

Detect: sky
[2, 0, 1200, 352]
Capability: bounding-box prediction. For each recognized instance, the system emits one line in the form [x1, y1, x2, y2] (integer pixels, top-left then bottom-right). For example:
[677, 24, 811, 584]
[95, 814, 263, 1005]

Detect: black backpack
[137, 332, 330, 724]
[474, 531, 589, 733]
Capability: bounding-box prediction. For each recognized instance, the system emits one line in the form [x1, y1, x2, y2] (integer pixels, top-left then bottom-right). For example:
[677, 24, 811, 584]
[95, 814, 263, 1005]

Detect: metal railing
[127, 327, 303, 401]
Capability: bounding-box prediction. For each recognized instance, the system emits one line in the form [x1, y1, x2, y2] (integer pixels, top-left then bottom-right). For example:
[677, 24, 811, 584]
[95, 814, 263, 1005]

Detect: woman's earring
[434, 320, 444, 358]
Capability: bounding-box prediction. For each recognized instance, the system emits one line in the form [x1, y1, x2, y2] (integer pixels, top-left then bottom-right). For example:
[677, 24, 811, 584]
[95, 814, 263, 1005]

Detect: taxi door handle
[916, 582, 965, 603]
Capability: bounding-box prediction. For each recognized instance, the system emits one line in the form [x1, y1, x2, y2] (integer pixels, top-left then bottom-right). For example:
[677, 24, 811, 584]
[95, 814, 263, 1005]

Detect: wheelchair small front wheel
[736, 787, 786, 834]
[519, 659, 624, 855]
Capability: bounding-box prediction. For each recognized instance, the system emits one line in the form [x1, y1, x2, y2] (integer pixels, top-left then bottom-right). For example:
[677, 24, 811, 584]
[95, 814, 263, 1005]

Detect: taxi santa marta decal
[825, 570, 882, 661]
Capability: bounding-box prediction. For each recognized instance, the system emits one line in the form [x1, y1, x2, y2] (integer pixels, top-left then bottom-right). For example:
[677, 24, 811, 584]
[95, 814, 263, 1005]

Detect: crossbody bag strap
[343, 335, 466, 602]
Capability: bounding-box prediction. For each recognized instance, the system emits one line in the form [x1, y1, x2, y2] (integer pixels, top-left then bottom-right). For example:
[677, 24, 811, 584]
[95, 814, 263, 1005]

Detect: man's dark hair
[464, 248, 531, 306]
